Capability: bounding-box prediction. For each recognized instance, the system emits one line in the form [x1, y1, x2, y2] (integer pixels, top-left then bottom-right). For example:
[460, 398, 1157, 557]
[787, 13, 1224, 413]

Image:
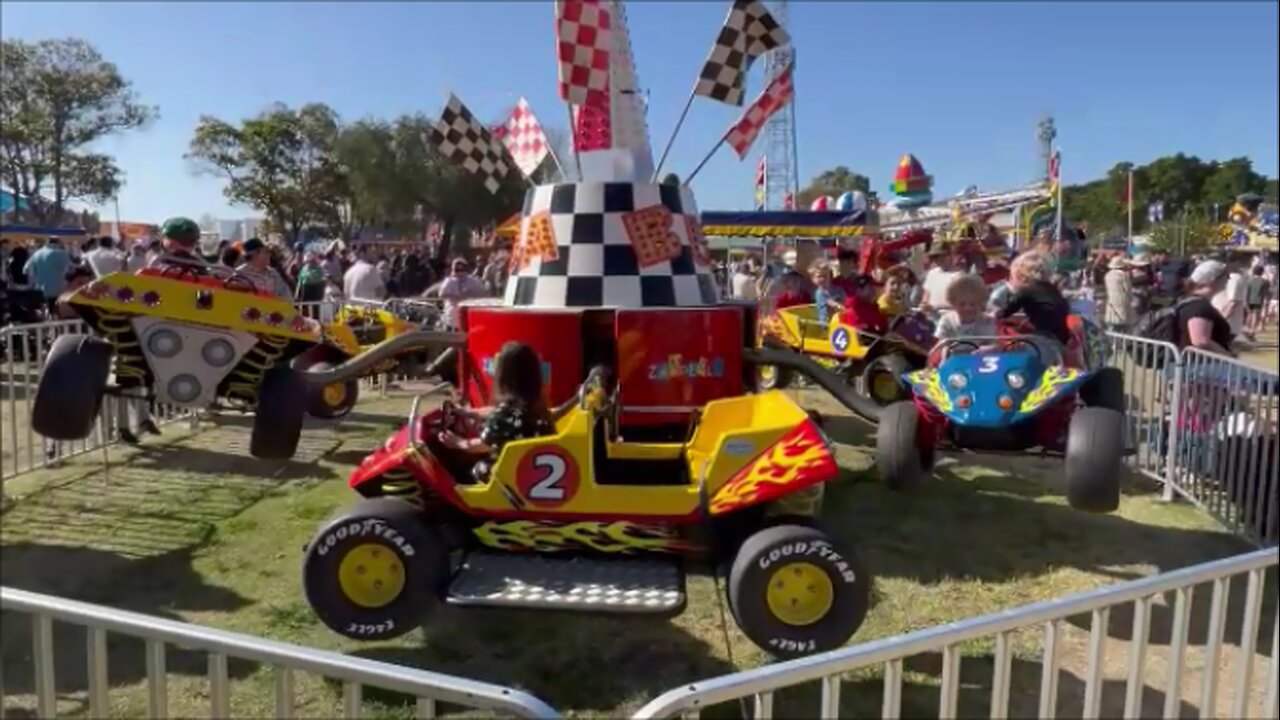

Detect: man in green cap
[149, 216, 216, 271]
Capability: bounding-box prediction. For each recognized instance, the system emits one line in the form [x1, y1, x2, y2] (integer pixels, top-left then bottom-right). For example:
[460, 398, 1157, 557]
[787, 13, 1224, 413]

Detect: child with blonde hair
[935, 273, 997, 340]
[998, 250, 1072, 344]
[810, 259, 846, 324]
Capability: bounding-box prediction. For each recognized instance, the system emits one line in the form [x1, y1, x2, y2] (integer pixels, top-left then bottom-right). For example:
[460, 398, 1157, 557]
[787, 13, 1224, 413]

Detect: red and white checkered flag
[724, 61, 793, 158]
[492, 98, 551, 178]
[555, 0, 611, 106]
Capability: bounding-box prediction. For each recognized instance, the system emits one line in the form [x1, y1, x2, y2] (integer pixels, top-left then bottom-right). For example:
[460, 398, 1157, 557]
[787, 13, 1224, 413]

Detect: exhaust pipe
[744, 345, 885, 423]
[298, 331, 466, 386]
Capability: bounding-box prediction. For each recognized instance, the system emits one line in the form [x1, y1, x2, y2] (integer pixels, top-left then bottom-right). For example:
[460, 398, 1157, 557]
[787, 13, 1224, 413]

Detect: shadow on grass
[1, 543, 257, 713]
[346, 604, 738, 714]
[686, 651, 1201, 719]
[123, 443, 338, 482]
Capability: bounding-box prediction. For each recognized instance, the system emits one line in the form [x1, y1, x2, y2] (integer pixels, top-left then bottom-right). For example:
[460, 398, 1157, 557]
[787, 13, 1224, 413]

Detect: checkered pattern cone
[504, 183, 719, 309]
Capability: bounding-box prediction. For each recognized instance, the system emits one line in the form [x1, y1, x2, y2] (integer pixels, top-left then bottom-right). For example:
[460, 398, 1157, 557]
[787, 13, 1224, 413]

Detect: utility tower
[760, 0, 798, 210]
[1036, 115, 1057, 182]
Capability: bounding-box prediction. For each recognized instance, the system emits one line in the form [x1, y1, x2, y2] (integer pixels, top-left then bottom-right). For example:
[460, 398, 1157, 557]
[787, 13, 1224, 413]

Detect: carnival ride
[299, 0, 886, 659]
[1220, 194, 1279, 251]
[31, 266, 459, 459]
[875, 317, 1127, 513]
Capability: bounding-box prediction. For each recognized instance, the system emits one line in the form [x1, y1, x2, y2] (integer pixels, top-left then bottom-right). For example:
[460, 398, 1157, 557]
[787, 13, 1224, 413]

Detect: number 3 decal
[515, 448, 580, 507]
[978, 357, 1000, 374]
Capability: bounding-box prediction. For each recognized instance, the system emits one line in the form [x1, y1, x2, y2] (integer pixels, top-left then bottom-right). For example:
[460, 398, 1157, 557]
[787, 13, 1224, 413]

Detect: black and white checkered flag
[694, 0, 790, 106]
[429, 94, 512, 195]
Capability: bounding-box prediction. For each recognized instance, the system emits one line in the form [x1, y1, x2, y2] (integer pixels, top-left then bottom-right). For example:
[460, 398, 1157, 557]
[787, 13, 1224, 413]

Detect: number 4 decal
[515, 448, 580, 507]
[978, 357, 1000, 373]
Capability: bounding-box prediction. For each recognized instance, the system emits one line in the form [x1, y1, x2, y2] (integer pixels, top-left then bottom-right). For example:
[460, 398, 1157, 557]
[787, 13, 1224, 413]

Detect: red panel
[460, 307, 584, 408]
[615, 308, 743, 425]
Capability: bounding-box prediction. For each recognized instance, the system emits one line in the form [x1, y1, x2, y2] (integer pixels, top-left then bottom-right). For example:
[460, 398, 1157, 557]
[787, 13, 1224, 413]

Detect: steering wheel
[998, 337, 1047, 363]
[439, 399, 481, 436]
[158, 264, 207, 282]
[577, 365, 616, 415]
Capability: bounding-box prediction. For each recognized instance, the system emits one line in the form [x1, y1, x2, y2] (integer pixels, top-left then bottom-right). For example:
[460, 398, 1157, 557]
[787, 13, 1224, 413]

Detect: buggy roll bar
[296, 330, 466, 386]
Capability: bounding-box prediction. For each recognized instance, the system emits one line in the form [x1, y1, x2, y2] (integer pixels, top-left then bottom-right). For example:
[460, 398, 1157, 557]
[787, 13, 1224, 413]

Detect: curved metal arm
[297, 330, 466, 386]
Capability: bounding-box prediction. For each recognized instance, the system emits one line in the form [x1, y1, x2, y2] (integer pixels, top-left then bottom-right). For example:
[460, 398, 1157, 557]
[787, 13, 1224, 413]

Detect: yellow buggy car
[301, 370, 874, 658]
[757, 303, 936, 407]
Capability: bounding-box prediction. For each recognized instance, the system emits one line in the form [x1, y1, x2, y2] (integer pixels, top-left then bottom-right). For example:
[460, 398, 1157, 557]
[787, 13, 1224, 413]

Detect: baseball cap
[161, 217, 201, 246]
[1190, 260, 1227, 286]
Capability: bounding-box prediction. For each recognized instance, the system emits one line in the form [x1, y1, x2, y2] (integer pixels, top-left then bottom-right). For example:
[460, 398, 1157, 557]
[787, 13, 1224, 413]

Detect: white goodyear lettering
[768, 638, 816, 653]
[757, 540, 857, 584]
[316, 519, 416, 558]
[344, 620, 396, 637]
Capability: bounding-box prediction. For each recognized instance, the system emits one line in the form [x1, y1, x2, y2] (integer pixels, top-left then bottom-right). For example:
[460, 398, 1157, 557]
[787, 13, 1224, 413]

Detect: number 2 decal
[515, 448, 580, 507]
[528, 454, 567, 500]
[978, 357, 1000, 373]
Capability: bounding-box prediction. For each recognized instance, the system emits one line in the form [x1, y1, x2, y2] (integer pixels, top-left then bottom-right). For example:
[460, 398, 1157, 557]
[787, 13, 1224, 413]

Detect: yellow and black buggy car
[32, 266, 458, 459]
[300, 368, 874, 659]
[297, 298, 445, 419]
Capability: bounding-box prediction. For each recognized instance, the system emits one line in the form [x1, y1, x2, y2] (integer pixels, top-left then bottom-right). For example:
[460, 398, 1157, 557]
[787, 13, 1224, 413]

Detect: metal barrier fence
[1170, 348, 1279, 546]
[1098, 333, 1182, 488]
[0, 586, 559, 719]
[633, 548, 1279, 719]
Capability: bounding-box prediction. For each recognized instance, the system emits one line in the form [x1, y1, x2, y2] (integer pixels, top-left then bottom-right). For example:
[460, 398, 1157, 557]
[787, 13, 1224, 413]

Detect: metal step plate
[446, 552, 685, 614]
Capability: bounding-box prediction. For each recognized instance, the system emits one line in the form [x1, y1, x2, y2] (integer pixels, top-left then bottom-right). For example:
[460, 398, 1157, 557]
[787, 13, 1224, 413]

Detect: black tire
[1065, 407, 1124, 513]
[860, 354, 913, 406]
[1080, 367, 1126, 413]
[728, 524, 871, 659]
[875, 401, 931, 492]
[757, 364, 793, 391]
[302, 498, 445, 641]
[31, 334, 113, 441]
[250, 367, 307, 459]
[302, 361, 360, 420]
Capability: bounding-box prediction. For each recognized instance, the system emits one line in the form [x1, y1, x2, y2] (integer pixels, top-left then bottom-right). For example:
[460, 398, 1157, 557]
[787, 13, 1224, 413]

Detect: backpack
[1128, 298, 1194, 368]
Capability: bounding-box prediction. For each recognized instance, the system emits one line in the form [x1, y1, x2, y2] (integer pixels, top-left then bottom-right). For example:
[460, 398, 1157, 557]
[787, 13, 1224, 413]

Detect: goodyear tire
[1065, 407, 1123, 513]
[303, 361, 360, 420]
[302, 498, 445, 641]
[250, 367, 306, 459]
[32, 334, 113, 441]
[875, 401, 931, 492]
[860, 354, 913, 406]
[728, 524, 870, 659]
[1080, 367, 1126, 413]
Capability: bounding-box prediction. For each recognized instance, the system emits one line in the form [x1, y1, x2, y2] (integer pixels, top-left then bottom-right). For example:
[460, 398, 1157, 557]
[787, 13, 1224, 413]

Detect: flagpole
[1053, 148, 1063, 242]
[1126, 169, 1134, 244]
[651, 85, 698, 182]
[565, 104, 582, 181]
[685, 134, 728, 185]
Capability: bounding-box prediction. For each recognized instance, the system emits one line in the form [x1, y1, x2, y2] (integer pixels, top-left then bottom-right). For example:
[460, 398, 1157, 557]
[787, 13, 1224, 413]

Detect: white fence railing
[0, 586, 559, 719]
[633, 548, 1279, 719]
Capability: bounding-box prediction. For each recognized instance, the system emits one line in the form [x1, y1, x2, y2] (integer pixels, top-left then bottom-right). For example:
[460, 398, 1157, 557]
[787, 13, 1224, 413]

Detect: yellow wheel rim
[765, 561, 834, 627]
[872, 373, 899, 401]
[322, 383, 348, 408]
[759, 366, 777, 384]
[337, 543, 405, 609]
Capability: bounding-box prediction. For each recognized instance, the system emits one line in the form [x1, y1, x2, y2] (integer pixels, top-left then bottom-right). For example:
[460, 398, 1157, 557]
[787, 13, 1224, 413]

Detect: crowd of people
[721, 240, 1279, 360]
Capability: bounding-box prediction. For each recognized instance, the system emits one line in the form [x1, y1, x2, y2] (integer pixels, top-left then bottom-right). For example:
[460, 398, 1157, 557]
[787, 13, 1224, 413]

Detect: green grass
[1, 389, 1273, 719]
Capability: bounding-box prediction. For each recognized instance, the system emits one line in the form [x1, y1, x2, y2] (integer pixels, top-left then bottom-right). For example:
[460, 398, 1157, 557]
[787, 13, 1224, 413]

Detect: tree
[1200, 157, 1267, 207]
[187, 103, 344, 244]
[1145, 214, 1220, 256]
[0, 38, 156, 225]
[796, 166, 871, 208]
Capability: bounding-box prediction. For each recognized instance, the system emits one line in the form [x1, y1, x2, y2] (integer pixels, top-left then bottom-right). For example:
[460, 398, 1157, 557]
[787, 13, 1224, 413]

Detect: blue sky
[3, 1, 1277, 222]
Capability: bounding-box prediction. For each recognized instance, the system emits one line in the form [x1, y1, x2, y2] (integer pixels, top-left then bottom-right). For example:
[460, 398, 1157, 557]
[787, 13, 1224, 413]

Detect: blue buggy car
[874, 327, 1128, 513]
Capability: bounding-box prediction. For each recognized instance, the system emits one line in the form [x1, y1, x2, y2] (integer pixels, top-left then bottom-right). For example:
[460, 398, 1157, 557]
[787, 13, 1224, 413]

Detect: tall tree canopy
[0, 38, 156, 225]
[796, 166, 871, 208]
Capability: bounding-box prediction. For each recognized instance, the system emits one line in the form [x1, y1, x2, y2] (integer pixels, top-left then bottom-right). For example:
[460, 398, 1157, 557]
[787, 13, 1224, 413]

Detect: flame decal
[1020, 366, 1082, 413]
[472, 520, 695, 554]
[908, 370, 952, 412]
[709, 421, 836, 515]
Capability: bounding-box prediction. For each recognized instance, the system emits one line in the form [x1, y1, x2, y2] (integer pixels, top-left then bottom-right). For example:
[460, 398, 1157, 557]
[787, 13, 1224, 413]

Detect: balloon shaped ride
[875, 318, 1128, 512]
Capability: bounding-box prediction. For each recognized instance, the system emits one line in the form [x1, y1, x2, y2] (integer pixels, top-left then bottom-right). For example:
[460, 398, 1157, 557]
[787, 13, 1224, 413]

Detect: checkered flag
[694, 0, 790, 106]
[429, 94, 512, 195]
[491, 97, 551, 178]
[725, 61, 793, 158]
[556, 0, 612, 106]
